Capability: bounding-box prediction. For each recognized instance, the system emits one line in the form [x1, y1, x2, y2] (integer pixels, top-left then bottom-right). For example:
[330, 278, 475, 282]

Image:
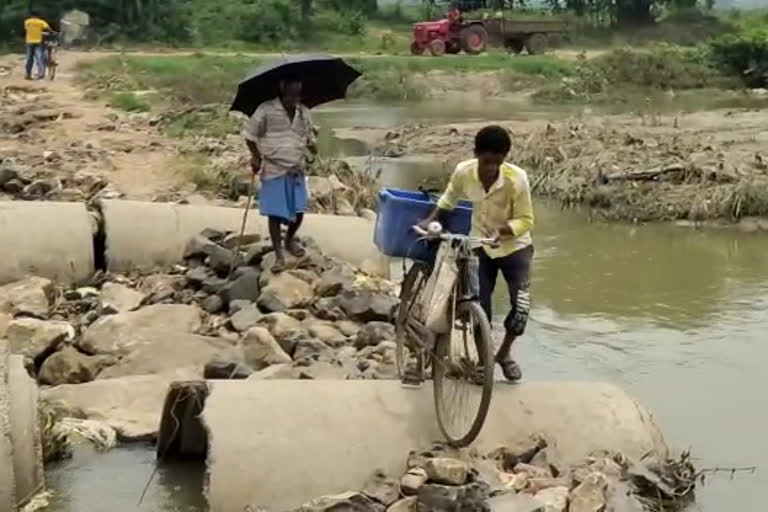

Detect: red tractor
[410, 9, 488, 57]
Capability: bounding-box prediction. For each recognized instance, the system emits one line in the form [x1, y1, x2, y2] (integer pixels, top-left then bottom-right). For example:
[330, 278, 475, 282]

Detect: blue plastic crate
[374, 188, 472, 261]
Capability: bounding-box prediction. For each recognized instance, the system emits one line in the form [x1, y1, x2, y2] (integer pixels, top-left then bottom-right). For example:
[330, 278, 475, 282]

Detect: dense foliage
[0, 0, 377, 46]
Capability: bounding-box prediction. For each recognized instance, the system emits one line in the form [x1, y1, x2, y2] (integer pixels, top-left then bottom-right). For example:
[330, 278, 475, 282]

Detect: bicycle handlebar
[412, 225, 498, 246]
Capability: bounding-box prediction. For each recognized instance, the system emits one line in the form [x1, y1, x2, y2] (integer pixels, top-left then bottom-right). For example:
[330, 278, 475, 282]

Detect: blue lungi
[259, 174, 308, 223]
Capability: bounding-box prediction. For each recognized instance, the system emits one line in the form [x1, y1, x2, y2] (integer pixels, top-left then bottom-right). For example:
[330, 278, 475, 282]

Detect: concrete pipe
[157, 380, 668, 512]
[0, 202, 95, 285]
[100, 200, 389, 277]
[0, 346, 45, 510]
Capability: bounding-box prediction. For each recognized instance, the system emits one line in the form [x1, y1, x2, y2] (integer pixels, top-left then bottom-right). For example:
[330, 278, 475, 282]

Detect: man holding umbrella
[244, 76, 313, 272]
[235, 55, 361, 273]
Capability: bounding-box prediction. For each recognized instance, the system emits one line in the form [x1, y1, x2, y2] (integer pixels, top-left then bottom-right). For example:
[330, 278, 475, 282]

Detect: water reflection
[46, 444, 205, 512]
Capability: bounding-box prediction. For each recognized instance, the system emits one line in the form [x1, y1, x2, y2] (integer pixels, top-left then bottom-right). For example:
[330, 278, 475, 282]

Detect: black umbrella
[230, 54, 362, 116]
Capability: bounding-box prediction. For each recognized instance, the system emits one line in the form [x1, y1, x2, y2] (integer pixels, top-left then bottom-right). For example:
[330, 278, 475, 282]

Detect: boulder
[222, 232, 261, 249]
[228, 300, 252, 314]
[492, 435, 547, 470]
[316, 267, 355, 297]
[185, 266, 212, 286]
[41, 368, 199, 441]
[247, 363, 297, 380]
[363, 470, 400, 506]
[6, 318, 74, 360]
[201, 276, 228, 294]
[386, 498, 416, 512]
[287, 269, 319, 286]
[425, 457, 470, 486]
[305, 320, 347, 347]
[400, 467, 428, 496]
[79, 304, 202, 355]
[140, 274, 183, 303]
[0, 276, 53, 317]
[183, 234, 217, 259]
[229, 304, 263, 332]
[38, 346, 116, 385]
[296, 361, 348, 380]
[338, 290, 397, 323]
[98, 333, 235, 379]
[487, 493, 545, 512]
[312, 297, 346, 321]
[258, 272, 314, 312]
[206, 244, 239, 274]
[336, 320, 362, 337]
[241, 327, 292, 370]
[244, 240, 274, 265]
[355, 322, 396, 349]
[297, 492, 383, 512]
[204, 356, 253, 380]
[201, 295, 225, 314]
[220, 270, 261, 304]
[294, 338, 332, 362]
[258, 312, 306, 339]
[568, 472, 607, 512]
[514, 463, 553, 480]
[534, 486, 569, 512]
[416, 484, 460, 509]
[100, 282, 146, 314]
[526, 477, 571, 494]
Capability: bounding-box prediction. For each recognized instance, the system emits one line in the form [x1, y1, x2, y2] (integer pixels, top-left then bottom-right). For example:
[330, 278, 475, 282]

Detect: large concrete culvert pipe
[0, 201, 95, 285]
[157, 380, 669, 512]
[0, 346, 45, 511]
[99, 200, 389, 277]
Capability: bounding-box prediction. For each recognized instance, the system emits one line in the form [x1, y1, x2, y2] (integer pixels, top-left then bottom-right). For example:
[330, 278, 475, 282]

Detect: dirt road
[0, 51, 185, 201]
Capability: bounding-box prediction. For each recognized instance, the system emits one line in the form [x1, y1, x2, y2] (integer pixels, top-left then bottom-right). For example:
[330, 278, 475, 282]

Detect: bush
[109, 92, 152, 112]
[709, 29, 768, 86]
[312, 8, 366, 36]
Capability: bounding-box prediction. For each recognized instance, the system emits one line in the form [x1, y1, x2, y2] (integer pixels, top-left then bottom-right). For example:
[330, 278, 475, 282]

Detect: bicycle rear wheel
[395, 262, 429, 379]
[433, 300, 494, 447]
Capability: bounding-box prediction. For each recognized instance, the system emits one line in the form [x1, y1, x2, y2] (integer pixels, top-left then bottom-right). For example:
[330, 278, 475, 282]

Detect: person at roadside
[419, 125, 534, 382]
[244, 77, 314, 273]
[24, 11, 50, 80]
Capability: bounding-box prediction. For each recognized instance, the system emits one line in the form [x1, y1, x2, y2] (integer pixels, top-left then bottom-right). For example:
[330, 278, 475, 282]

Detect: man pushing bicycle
[419, 125, 534, 382]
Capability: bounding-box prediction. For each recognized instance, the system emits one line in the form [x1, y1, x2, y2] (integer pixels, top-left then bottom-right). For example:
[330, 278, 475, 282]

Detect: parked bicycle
[395, 223, 496, 447]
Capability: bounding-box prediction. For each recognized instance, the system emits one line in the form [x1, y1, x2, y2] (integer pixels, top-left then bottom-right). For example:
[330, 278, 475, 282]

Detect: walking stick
[227, 172, 256, 280]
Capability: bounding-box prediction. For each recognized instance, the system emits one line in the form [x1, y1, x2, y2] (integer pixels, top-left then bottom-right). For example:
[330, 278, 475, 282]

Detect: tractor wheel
[410, 42, 425, 56]
[446, 41, 461, 54]
[460, 25, 488, 55]
[505, 39, 525, 55]
[429, 39, 446, 57]
[525, 33, 549, 55]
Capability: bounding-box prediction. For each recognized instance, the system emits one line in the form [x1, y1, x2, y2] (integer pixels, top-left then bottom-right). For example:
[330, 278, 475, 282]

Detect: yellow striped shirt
[437, 159, 534, 258]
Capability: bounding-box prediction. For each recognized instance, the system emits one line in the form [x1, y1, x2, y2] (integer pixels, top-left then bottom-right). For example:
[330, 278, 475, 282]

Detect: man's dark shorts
[476, 245, 533, 336]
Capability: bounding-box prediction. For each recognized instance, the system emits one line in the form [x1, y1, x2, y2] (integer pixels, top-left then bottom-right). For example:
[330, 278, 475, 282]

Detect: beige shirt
[243, 98, 314, 181]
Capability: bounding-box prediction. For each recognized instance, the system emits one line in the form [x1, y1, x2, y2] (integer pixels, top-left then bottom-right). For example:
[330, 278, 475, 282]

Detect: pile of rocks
[292, 437, 694, 512]
[0, 228, 400, 387]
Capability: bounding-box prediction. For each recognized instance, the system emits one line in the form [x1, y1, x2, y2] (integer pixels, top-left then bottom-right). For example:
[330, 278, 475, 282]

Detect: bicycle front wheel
[433, 300, 494, 447]
[395, 262, 429, 379]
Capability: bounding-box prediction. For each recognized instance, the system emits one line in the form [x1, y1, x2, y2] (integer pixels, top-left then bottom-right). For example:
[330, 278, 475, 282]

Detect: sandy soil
[0, 51, 185, 201]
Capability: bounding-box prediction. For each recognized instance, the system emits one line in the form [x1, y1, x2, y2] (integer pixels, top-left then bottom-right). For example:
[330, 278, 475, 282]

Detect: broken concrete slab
[42, 368, 199, 441]
[158, 380, 668, 512]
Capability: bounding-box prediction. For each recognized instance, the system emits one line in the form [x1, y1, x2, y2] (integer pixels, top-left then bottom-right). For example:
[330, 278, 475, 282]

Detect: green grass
[108, 91, 152, 112]
[77, 52, 575, 106]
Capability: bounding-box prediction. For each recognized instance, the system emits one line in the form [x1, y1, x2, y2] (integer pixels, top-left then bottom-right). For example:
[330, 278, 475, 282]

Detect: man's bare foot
[497, 358, 522, 382]
[271, 256, 286, 273]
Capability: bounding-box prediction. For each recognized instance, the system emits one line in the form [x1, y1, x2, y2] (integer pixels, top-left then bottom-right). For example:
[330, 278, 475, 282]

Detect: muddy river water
[46, 101, 765, 511]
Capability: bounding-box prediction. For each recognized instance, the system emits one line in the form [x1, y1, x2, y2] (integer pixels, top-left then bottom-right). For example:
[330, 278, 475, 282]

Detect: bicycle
[395, 224, 495, 447]
[42, 33, 59, 81]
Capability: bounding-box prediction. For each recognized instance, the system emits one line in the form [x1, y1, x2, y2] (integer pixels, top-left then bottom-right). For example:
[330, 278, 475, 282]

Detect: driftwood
[602, 163, 685, 183]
